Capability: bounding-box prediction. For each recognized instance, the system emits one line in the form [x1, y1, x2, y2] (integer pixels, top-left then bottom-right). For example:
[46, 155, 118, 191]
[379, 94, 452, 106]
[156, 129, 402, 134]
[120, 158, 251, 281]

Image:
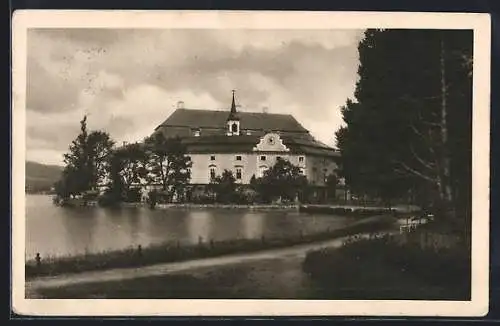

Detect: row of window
[209, 166, 306, 181]
[209, 155, 305, 162]
[210, 167, 243, 180]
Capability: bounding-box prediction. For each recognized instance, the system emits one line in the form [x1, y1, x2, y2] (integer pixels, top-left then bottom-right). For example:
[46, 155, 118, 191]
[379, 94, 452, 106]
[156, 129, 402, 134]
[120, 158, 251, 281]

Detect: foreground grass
[27, 215, 395, 279]
[32, 256, 311, 299]
[32, 223, 469, 300]
[302, 225, 471, 300]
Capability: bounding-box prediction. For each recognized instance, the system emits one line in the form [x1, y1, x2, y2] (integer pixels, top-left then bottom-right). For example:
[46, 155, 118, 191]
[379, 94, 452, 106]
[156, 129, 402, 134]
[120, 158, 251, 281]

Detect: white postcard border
[11, 10, 491, 317]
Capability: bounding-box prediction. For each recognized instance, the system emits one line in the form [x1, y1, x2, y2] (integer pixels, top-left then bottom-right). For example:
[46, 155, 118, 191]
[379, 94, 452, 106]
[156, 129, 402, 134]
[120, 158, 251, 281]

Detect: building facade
[152, 91, 341, 189]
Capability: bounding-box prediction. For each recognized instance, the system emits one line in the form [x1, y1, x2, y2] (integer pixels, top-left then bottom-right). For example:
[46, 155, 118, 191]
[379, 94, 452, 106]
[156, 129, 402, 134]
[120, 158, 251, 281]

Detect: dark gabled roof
[281, 136, 340, 157]
[157, 108, 309, 133]
[181, 135, 257, 153]
[152, 108, 339, 158]
[177, 135, 340, 158]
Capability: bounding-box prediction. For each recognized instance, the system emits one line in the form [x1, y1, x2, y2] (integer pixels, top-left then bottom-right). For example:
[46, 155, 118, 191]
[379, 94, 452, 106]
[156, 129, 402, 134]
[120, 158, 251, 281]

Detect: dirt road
[26, 230, 393, 297]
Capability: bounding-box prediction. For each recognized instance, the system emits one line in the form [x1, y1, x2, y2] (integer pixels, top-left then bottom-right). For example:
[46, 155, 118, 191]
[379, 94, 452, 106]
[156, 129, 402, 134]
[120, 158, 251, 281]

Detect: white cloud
[26, 28, 364, 165]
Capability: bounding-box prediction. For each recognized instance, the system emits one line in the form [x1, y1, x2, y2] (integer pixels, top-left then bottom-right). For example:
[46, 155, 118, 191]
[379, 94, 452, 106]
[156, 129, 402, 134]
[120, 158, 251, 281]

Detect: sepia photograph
[12, 11, 490, 316]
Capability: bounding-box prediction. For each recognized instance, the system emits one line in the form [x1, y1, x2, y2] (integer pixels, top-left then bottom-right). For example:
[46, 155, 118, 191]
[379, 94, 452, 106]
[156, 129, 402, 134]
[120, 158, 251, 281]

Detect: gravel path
[26, 231, 394, 296]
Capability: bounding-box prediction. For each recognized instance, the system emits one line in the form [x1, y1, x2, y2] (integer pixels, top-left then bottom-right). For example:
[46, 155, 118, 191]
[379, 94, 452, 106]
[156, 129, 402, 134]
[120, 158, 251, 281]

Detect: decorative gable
[253, 133, 290, 152]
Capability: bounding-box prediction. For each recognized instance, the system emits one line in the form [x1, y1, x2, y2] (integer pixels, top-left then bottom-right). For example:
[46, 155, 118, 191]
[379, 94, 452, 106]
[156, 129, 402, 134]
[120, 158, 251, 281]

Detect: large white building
[152, 91, 340, 193]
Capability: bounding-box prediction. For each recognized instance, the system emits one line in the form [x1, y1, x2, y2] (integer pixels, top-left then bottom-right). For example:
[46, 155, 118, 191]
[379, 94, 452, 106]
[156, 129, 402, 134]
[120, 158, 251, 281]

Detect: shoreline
[26, 214, 397, 280]
[133, 202, 299, 211]
[50, 197, 419, 215]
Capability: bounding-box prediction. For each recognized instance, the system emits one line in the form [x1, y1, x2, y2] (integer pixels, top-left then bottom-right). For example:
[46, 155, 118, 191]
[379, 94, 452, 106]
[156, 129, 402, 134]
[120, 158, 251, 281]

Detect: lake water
[26, 195, 355, 260]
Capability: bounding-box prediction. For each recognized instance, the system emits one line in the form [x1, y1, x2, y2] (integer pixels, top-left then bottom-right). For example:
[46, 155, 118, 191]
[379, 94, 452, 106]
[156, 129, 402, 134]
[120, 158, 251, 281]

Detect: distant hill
[25, 161, 63, 193]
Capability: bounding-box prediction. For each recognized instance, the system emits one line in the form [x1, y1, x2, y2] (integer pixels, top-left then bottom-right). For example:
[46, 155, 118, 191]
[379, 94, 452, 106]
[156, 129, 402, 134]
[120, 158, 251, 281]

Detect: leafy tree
[103, 150, 127, 205]
[145, 133, 192, 202]
[145, 132, 170, 189]
[87, 131, 115, 188]
[325, 173, 339, 202]
[164, 138, 192, 202]
[255, 157, 308, 203]
[53, 166, 81, 200]
[209, 169, 237, 203]
[336, 29, 472, 221]
[56, 115, 115, 200]
[59, 116, 91, 196]
[114, 143, 148, 191]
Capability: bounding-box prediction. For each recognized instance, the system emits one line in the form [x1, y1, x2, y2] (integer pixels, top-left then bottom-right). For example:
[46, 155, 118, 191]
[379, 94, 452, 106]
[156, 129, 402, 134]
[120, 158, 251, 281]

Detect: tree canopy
[55, 116, 115, 199]
[144, 133, 192, 201]
[336, 29, 472, 221]
[253, 158, 308, 203]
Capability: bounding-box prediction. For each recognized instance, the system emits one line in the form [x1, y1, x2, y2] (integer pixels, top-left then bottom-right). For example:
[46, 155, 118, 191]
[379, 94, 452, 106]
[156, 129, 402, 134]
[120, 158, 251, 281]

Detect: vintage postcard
[12, 10, 491, 316]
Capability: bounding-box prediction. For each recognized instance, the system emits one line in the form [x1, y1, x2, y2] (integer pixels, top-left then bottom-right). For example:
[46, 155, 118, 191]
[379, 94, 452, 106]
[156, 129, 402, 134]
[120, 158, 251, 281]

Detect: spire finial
[227, 89, 240, 121]
[231, 89, 236, 113]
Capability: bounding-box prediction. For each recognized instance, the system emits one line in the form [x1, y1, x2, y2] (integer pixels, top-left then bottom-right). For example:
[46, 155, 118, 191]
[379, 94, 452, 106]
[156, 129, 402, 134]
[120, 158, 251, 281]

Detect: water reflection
[188, 210, 212, 243]
[25, 195, 355, 259]
[242, 212, 263, 239]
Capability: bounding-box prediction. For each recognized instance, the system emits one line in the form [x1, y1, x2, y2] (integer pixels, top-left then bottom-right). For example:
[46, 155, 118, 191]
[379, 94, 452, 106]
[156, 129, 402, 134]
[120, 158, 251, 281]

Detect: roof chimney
[177, 101, 185, 109]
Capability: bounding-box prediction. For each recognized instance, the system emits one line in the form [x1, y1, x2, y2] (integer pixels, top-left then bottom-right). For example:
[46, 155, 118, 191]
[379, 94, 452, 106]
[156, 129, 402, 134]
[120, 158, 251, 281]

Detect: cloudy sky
[26, 28, 365, 166]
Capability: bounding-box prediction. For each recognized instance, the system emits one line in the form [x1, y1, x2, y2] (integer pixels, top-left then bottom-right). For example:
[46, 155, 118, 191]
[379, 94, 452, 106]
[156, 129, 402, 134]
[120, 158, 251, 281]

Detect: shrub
[189, 187, 216, 204]
[302, 231, 470, 299]
[124, 188, 142, 203]
[82, 190, 100, 202]
[233, 187, 259, 204]
[156, 190, 171, 204]
[97, 191, 120, 207]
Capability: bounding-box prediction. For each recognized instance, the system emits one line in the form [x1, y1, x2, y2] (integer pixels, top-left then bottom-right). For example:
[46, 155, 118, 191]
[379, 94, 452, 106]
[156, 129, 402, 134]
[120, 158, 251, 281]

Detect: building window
[258, 166, 267, 178]
[236, 168, 242, 180]
[210, 155, 216, 161]
[231, 123, 238, 133]
[210, 168, 216, 180]
[236, 155, 242, 161]
[299, 156, 304, 163]
[276, 156, 281, 160]
[299, 168, 305, 175]
[260, 155, 266, 161]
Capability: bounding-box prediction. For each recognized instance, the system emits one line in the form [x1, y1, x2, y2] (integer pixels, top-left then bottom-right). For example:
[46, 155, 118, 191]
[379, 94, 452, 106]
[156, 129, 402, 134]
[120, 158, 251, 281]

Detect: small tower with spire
[226, 90, 240, 136]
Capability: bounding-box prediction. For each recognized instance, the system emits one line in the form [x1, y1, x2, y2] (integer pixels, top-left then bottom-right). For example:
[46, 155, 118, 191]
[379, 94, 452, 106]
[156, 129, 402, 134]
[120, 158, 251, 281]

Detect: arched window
[258, 165, 267, 178]
[209, 164, 217, 181]
[231, 123, 238, 133]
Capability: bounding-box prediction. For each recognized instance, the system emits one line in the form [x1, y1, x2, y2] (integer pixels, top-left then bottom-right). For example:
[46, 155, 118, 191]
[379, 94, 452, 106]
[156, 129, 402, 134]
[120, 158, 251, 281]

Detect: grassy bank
[59, 199, 416, 217]
[26, 215, 395, 279]
[299, 205, 397, 216]
[302, 226, 470, 300]
[154, 203, 298, 211]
